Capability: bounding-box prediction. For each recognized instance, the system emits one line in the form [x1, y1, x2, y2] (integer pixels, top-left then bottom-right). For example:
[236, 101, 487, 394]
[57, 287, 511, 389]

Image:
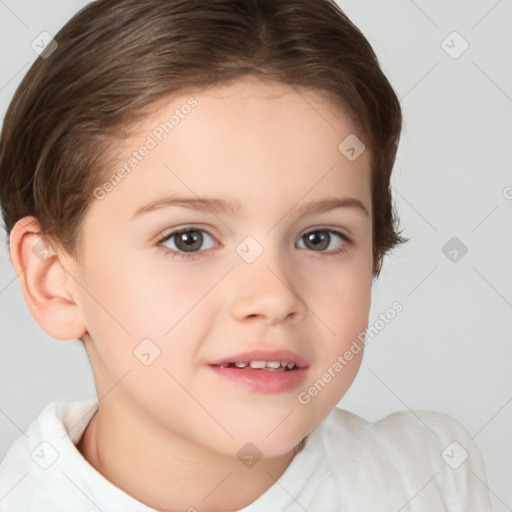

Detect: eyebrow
[132, 194, 369, 219]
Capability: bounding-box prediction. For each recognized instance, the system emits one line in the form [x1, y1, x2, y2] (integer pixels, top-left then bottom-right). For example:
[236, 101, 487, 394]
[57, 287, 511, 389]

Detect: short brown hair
[0, 0, 407, 276]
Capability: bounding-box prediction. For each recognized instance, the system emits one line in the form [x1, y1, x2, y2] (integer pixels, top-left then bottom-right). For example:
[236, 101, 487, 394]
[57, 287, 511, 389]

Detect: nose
[228, 248, 307, 326]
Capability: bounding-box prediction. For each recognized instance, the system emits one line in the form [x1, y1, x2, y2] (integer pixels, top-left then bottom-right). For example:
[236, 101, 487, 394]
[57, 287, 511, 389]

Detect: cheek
[300, 270, 370, 415]
[308, 257, 372, 338]
[75, 250, 208, 424]
[80, 248, 191, 336]
[75, 249, 164, 385]
[305, 256, 371, 401]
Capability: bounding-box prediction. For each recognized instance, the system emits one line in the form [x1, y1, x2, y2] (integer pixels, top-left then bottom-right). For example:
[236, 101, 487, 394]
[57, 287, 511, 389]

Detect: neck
[76, 397, 302, 512]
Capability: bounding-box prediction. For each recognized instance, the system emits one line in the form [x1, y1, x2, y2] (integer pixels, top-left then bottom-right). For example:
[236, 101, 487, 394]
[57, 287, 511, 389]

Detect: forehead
[121, 75, 367, 158]
[87, 76, 372, 226]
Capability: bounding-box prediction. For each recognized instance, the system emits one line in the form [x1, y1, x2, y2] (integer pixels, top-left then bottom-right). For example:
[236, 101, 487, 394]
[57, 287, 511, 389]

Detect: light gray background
[0, 0, 511, 510]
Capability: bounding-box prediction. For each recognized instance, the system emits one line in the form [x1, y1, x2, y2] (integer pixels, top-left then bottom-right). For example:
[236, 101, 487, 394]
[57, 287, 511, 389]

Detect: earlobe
[9, 216, 88, 341]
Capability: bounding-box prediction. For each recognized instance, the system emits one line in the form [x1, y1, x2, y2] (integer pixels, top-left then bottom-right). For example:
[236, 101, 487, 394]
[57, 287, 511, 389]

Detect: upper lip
[208, 349, 309, 369]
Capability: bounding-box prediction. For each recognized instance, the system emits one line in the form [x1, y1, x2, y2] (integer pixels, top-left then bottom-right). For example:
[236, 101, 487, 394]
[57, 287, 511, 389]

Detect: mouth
[207, 349, 309, 393]
[208, 349, 309, 369]
[213, 361, 299, 371]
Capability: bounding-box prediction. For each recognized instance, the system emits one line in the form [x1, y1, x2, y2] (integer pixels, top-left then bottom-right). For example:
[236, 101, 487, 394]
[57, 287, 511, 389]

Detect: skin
[10, 75, 373, 512]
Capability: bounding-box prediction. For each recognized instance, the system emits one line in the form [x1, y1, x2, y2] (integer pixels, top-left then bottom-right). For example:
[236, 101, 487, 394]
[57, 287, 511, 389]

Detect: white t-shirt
[0, 399, 492, 511]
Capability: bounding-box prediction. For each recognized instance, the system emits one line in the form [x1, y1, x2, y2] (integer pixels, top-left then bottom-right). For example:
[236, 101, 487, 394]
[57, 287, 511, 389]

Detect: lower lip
[208, 365, 309, 393]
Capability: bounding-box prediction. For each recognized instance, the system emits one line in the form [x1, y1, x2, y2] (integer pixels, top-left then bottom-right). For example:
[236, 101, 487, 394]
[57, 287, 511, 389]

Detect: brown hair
[0, 0, 407, 276]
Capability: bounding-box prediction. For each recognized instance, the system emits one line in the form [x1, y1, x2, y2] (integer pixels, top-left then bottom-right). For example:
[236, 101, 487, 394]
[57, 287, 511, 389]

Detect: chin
[232, 431, 309, 461]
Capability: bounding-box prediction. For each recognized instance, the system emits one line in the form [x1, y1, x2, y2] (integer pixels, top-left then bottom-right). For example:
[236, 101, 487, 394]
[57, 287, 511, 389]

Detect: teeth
[218, 360, 297, 369]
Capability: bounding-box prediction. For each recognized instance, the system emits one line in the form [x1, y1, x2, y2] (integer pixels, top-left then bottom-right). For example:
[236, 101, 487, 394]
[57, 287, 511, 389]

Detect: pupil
[306, 231, 329, 251]
[176, 231, 202, 252]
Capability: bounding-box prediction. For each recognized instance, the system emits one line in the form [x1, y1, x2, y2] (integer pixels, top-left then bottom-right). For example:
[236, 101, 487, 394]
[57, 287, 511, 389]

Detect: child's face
[69, 76, 373, 458]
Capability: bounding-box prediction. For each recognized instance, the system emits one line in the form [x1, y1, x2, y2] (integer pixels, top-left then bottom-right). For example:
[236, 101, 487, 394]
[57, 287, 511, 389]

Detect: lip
[208, 349, 310, 369]
[207, 349, 310, 394]
[209, 365, 309, 393]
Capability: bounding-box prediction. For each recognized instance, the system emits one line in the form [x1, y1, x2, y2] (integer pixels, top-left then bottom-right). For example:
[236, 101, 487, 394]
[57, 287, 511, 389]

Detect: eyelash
[157, 226, 352, 260]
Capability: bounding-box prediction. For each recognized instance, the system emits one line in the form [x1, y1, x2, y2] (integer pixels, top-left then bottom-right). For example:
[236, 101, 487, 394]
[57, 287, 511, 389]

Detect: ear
[8, 216, 87, 341]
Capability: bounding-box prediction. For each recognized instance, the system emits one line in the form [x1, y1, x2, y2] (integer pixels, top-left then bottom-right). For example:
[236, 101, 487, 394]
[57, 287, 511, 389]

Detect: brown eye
[302, 231, 330, 251]
[160, 228, 216, 254]
[174, 230, 202, 252]
[297, 229, 349, 252]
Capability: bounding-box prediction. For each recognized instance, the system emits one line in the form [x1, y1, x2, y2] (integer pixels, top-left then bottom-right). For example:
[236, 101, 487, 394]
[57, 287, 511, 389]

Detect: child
[0, 0, 492, 510]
